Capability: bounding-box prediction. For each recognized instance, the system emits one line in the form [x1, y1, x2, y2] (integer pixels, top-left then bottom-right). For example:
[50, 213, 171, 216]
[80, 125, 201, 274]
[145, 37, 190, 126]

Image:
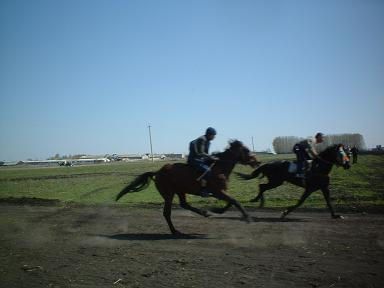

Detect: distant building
[0, 152, 186, 167]
[164, 153, 185, 159]
[118, 154, 148, 162]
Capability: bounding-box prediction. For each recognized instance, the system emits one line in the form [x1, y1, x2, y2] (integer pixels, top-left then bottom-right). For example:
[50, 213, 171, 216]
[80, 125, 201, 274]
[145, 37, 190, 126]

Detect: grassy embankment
[0, 154, 383, 210]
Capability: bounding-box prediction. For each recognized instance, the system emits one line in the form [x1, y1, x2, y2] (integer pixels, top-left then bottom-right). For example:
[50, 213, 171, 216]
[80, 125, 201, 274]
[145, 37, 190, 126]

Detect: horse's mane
[319, 144, 343, 157]
[212, 140, 245, 158]
[316, 144, 346, 165]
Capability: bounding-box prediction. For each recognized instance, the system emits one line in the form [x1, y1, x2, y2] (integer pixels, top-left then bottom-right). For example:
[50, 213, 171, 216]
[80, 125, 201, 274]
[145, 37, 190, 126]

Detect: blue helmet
[205, 127, 217, 135]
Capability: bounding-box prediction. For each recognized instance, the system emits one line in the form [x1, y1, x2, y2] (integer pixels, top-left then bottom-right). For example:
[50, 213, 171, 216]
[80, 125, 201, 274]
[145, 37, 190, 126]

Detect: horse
[116, 140, 260, 235]
[234, 144, 351, 219]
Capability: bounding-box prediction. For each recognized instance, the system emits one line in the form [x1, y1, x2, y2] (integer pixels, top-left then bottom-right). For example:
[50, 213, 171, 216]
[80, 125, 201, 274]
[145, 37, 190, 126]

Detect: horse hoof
[280, 211, 288, 219]
[243, 215, 252, 223]
[332, 215, 344, 219]
[202, 211, 211, 218]
[210, 208, 224, 214]
[172, 230, 184, 236]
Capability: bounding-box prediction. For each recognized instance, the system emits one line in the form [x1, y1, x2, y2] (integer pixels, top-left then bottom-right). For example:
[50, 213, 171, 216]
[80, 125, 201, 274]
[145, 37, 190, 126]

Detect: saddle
[188, 163, 226, 197]
[288, 162, 298, 174]
[185, 164, 212, 196]
[288, 160, 313, 175]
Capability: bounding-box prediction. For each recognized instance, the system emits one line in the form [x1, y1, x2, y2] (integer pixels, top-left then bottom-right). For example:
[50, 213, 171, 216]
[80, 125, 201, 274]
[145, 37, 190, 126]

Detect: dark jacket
[188, 135, 211, 163]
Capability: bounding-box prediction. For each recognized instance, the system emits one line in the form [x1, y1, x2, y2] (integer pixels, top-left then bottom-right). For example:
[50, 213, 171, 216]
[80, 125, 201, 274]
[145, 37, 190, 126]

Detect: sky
[0, 0, 383, 161]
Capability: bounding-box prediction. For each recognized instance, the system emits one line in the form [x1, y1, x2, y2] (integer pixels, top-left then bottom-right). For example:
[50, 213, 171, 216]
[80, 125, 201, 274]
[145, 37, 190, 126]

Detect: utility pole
[148, 125, 154, 162]
[251, 136, 255, 152]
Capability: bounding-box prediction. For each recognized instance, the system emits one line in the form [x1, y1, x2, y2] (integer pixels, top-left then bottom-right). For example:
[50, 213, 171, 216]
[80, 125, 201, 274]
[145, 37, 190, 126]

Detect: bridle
[317, 145, 349, 167]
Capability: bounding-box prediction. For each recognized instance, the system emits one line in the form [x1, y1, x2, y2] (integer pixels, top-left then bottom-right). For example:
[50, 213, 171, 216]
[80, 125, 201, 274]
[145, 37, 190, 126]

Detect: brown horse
[116, 140, 259, 235]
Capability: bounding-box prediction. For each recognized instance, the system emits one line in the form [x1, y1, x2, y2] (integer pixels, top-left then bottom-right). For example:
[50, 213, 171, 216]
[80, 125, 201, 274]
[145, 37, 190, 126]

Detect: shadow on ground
[210, 215, 305, 222]
[96, 233, 209, 241]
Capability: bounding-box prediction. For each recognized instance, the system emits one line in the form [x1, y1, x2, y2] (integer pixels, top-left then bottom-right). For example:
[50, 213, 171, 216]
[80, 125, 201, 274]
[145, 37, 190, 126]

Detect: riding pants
[188, 158, 213, 180]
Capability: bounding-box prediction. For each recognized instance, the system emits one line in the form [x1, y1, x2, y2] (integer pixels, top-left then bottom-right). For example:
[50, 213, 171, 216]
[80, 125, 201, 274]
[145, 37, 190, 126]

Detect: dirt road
[1, 203, 383, 287]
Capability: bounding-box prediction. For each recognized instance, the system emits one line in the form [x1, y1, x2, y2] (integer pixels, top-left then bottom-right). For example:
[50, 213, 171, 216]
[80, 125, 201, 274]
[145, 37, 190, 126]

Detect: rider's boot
[199, 179, 213, 197]
[200, 188, 213, 197]
[295, 170, 306, 186]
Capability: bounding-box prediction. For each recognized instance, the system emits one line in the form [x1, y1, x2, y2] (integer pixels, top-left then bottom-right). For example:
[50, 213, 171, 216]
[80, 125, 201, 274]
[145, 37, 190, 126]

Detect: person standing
[350, 145, 359, 164]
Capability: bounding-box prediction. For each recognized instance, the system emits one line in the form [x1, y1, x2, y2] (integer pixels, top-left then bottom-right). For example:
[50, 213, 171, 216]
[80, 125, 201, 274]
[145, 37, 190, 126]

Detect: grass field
[0, 154, 383, 210]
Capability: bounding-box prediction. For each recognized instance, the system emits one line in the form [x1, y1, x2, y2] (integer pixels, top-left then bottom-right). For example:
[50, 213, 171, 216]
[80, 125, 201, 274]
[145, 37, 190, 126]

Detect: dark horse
[235, 144, 351, 218]
[116, 140, 259, 235]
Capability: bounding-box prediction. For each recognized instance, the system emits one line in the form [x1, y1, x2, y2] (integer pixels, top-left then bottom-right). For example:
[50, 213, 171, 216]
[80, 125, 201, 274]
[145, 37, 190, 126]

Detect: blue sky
[1, 0, 383, 161]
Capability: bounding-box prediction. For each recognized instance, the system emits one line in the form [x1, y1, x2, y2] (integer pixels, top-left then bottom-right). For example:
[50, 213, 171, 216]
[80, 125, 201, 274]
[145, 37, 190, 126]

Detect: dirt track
[1, 203, 383, 288]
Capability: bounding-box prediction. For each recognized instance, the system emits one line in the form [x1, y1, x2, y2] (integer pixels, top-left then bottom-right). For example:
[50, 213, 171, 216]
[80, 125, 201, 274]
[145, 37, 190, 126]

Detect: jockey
[187, 127, 219, 196]
[293, 132, 325, 178]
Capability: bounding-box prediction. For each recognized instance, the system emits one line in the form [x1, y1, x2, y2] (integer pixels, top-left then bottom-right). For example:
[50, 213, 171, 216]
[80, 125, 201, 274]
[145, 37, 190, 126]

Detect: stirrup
[200, 188, 212, 197]
[200, 179, 207, 187]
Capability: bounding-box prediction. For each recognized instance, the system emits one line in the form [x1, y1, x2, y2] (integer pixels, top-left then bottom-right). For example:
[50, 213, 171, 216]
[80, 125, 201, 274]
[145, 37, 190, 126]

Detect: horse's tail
[236, 164, 266, 180]
[116, 172, 156, 201]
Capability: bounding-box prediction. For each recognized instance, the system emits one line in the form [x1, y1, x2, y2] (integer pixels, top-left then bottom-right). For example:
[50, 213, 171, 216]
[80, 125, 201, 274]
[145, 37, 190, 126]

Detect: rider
[187, 127, 219, 196]
[293, 132, 325, 178]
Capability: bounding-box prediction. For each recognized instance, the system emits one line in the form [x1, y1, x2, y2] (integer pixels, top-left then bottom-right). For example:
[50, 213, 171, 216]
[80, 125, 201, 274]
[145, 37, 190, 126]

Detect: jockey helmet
[206, 127, 217, 136]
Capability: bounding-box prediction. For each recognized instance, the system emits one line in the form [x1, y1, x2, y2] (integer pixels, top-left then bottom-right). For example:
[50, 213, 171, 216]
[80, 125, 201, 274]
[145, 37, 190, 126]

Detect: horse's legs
[210, 202, 232, 214]
[178, 193, 209, 217]
[250, 184, 266, 203]
[250, 179, 283, 208]
[214, 190, 251, 221]
[321, 187, 342, 219]
[162, 193, 180, 235]
[281, 189, 312, 218]
[258, 194, 265, 208]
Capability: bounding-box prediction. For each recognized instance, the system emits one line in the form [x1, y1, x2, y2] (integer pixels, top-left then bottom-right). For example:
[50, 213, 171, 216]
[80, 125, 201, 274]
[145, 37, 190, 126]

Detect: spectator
[350, 146, 359, 164]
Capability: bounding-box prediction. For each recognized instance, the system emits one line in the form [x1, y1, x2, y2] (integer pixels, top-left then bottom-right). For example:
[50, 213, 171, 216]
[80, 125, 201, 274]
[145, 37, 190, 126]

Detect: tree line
[272, 133, 366, 154]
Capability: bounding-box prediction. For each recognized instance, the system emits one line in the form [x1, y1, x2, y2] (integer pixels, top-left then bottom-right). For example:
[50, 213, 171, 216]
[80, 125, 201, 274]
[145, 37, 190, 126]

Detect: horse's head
[322, 144, 351, 169]
[228, 140, 260, 168]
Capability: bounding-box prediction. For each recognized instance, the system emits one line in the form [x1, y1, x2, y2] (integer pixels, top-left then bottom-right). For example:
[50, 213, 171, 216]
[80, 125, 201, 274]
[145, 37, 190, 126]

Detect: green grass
[0, 155, 383, 210]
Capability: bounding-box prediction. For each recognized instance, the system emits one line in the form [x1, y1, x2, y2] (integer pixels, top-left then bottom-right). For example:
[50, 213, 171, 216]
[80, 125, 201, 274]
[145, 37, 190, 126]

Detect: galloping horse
[236, 144, 351, 219]
[116, 140, 259, 235]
